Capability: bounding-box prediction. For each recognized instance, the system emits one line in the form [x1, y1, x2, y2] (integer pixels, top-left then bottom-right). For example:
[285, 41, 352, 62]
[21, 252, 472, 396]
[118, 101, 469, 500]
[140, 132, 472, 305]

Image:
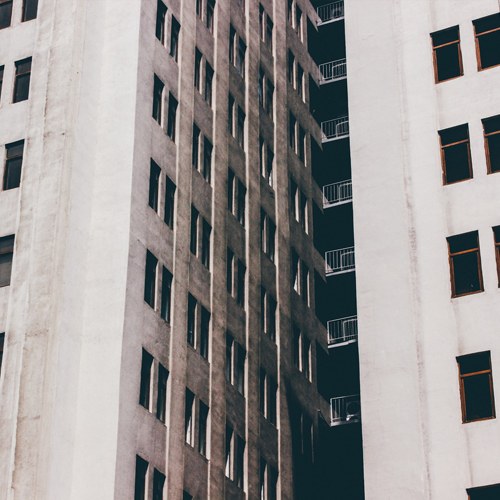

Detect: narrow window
[439, 124, 472, 184]
[0, 332, 4, 375]
[206, 0, 215, 33]
[458, 351, 495, 423]
[289, 113, 296, 151]
[301, 262, 309, 304]
[288, 50, 295, 85]
[0, 65, 4, 101]
[0, 235, 14, 287]
[149, 160, 161, 212]
[229, 25, 236, 65]
[203, 138, 212, 183]
[300, 192, 308, 232]
[302, 414, 313, 460]
[292, 324, 301, 370]
[156, 363, 169, 423]
[237, 180, 246, 225]
[483, 115, 500, 174]
[167, 94, 178, 141]
[152, 75, 164, 125]
[200, 306, 210, 359]
[225, 425, 234, 478]
[205, 62, 213, 106]
[225, 332, 233, 382]
[295, 5, 302, 39]
[260, 369, 267, 415]
[259, 69, 265, 107]
[237, 38, 246, 78]
[259, 5, 265, 39]
[265, 79, 274, 117]
[259, 136, 265, 177]
[0, 0, 12, 30]
[160, 267, 172, 322]
[153, 469, 166, 500]
[292, 249, 299, 293]
[13, 58, 32, 103]
[4, 140, 24, 190]
[139, 349, 153, 410]
[297, 64, 304, 100]
[155, 0, 167, 44]
[266, 15, 273, 51]
[144, 250, 158, 308]
[185, 389, 195, 445]
[134, 456, 148, 500]
[287, 0, 293, 22]
[170, 16, 180, 62]
[468, 483, 500, 499]
[268, 297, 276, 342]
[228, 94, 235, 135]
[447, 231, 483, 297]
[227, 168, 235, 213]
[227, 248, 234, 295]
[196, 0, 201, 17]
[187, 294, 196, 346]
[236, 435, 246, 489]
[431, 26, 463, 83]
[198, 401, 209, 456]
[266, 147, 274, 187]
[298, 126, 305, 161]
[493, 226, 500, 286]
[237, 107, 245, 148]
[201, 219, 211, 269]
[261, 287, 267, 332]
[302, 336, 311, 380]
[236, 344, 246, 395]
[260, 458, 267, 500]
[190, 206, 198, 255]
[473, 14, 500, 71]
[237, 260, 246, 307]
[194, 49, 202, 91]
[268, 377, 277, 425]
[291, 180, 299, 221]
[261, 211, 267, 253]
[269, 466, 278, 500]
[164, 175, 176, 229]
[192, 124, 200, 169]
[268, 219, 276, 262]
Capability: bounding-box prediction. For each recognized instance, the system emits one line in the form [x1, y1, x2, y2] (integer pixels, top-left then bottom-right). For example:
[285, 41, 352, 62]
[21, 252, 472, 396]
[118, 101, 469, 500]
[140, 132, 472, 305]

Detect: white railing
[325, 247, 355, 276]
[327, 316, 358, 345]
[331, 395, 361, 426]
[319, 59, 347, 84]
[321, 116, 349, 142]
[323, 180, 352, 208]
[317, 1, 344, 26]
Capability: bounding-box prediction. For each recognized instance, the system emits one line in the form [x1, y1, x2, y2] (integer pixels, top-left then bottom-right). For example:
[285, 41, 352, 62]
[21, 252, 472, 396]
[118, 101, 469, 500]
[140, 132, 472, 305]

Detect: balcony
[323, 180, 352, 208]
[325, 246, 355, 276]
[330, 395, 361, 426]
[321, 116, 349, 143]
[319, 58, 347, 85]
[317, 1, 344, 26]
[328, 316, 358, 347]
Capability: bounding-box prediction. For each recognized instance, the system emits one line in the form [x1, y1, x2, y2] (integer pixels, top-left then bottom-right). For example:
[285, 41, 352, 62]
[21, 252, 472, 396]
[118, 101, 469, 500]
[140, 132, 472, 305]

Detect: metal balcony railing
[327, 316, 358, 346]
[317, 1, 344, 26]
[330, 395, 361, 426]
[319, 58, 347, 84]
[323, 180, 352, 208]
[325, 247, 355, 276]
[321, 117, 349, 142]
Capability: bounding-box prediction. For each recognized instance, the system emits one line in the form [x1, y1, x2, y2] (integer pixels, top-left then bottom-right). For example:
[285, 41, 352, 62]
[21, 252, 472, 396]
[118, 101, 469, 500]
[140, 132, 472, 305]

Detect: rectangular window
[292, 324, 301, 370]
[203, 138, 212, 183]
[288, 50, 295, 85]
[139, 349, 153, 410]
[303, 336, 311, 380]
[237, 38, 246, 78]
[4, 140, 24, 190]
[149, 160, 161, 212]
[447, 231, 483, 297]
[266, 15, 273, 51]
[237, 107, 245, 148]
[152, 469, 166, 500]
[439, 124, 472, 185]
[287, 0, 293, 22]
[225, 425, 234, 479]
[201, 219, 211, 269]
[0, 65, 4, 101]
[155, 0, 167, 44]
[458, 351, 495, 423]
[300, 192, 308, 233]
[192, 124, 200, 169]
[0, 0, 13, 30]
[483, 114, 500, 174]
[295, 5, 302, 39]
[260, 368, 267, 415]
[156, 363, 168, 423]
[0, 235, 14, 287]
[259, 136, 265, 176]
[0, 332, 4, 375]
[225, 332, 233, 383]
[259, 69, 264, 107]
[206, 0, 215, 33]
[194, 48, 202, 91]
[267, 376, 277, 425]
[237, 180, 246, 225]
[13, 57, 32, 103]
[292, 179, 299, 221]
[167, 94, 178, 141]
[227, 248, 234, 295]
[134, 456, 148, 500]
[228, 94, 235, 135]
[261, 212, 275, 261]
[269, 466, 278, 500]
[236, 435, 245, 489]
[301, 262, 309, 305]
[473, 14, 500, 71]
[227, 168, 235, 212]
[170, 16, 180, 61]
[190, 206, 198, 255]
[261, 286, 267, 332]
[266, 147, 274, 187]
[468, 484, 500, 499]
[494, 226, 500, 286]
[196, 0, 201, 17]
[431, 26, 463, 83]
[205, 62, 213, 106]
[260, 458, 267, 500]
[144, 250, 158, 308]
[236, 344, 246, 396]
[152, 75, 164, 125]
[268, 296, 276, 342]
[265, 80, 274, 117]
[268, 219, 275, 262]
[198, 401, 209, 456]
[187, 294, 196, 346]
[200, 306, 210, 359]
[297, 64, 304, 100]
[229, 25, 236, 65]
[290, 113, 296, 150]
[164, 175, 176, 229]
[298, 126, 305, 161]
[161, 267, 172, 322]
[237, 260, 246, 307]
[292, 249, 299, 293]
[259, 5, 265, 39]
[185, 389, 195, 445]
[22, 0, 38, 22]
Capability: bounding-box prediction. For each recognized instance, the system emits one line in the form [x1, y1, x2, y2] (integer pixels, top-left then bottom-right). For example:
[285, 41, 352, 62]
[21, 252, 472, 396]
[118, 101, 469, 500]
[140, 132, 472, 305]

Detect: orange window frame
[431, 29, 463, 84]
[447, 238, 483, 298]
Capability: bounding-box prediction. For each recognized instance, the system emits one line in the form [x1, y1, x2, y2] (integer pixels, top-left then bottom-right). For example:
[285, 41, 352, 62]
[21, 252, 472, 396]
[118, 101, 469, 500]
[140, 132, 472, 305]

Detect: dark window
[152, 75, 164, 124]
[297, 64, 304, 100]
[431, 26, 463, 83]
[134, 456, 148, 500]
[164, 175, 176, 229]
[194, 48, 202, 91]
[494, 226, 500, 286]
[236, 344, 245, 395]
[205, 62, 213, 106]
[288, 50, 295, 84]
[161, 267, 172, 322]
[302, 414, 313, 460]
[236, 435, 245, 488]
[292, 249, 299, 293]
[473, 14, 500, 71]
[287, 0, 292, 22]
[298, 126, 305, 161]
[301, 262, 309, 305]
[289, 113, 296, 150]
[302, 336, 311, 380]
[167, 94, 178, 141]
[0, 0, 12, 30]
[139, 349, 153, 410]
[201, 219, 211, 268]
[227, 168, 235, 212]
[266, 147, 274, 187]
[237, 38, 246, 77]
[268, 376, 277, 425]
[225, 425, 234, 478]
[265, 79, 274, 117]
[295, 4, 302, 39]
[237, 107, 245, 148]
[268, 296, 276, 342]
[185, 388, 195, 445]
[225, 333, 233, 383]
[156, 363, 168, 422]
[190, 206, 198, 255]
[22, 0, 38, 22]
[149, 160, 161, 212]
[439, 124, 472, 184]
[192, 124, 200, 169]
[152, 469, 165, 500]
[292, 324, 301, 369]
[237, 180, 246, 225]
[268, 219, 276, 262]
[228, 94, 235, 135]
[229, 25, 236, 65]
[260, 369, 266, 415]
[0, 65, 4, 101]
[261, 212, 275, 261]
[458, 351, 495, 423]
[206, 0, 215, 33]
[203, 138, 212, 183]
[196, 0, 201, 17]
[227, 248, 234, 295]
[0, 332, 4, 375]
[170, 16, 180, 61]
[468, 483, 500, 500]
[261, 287, 266, 332]
[447, 231, 483, 297]
[237, 260, 246, 307]
[259, 69, 264, 107]
[198, 401, 209, 456]
[4, 140, 24, 190]
[155, 0, 167, 44]
[187, 294, 196, 346]
[0, 235, 14, 287]
[266, 15, 273, 51]
[259, 5, 265, 39]
[200, 306, 210, 359]
[13, 58, 31, 103]
[183, 492, 193, 500]
[144, 250, 158, 308]
[269, 466, 278, 500]
[483, 115, 500, 174]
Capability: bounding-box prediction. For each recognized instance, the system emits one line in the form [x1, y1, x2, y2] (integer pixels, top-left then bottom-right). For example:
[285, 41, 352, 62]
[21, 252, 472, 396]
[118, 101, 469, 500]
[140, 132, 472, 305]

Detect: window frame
[167, 93, 178, 142]
[149, 159, 161, 213]
[152, 75, 164, 125]
[473, 14, 500, 72]
[185, 388, 195, 446]
[170, 16, 180, 62]
[156, 363, 169, 423]
[4, 140, 24, 191]
[483, 115, 500, 174]
[439, 124, 472, 185]
[155, 0, 167, 45]
[144, 250, 158, 308]
[13, 57, 32, 103]
[161, 266, 172, 322]
[139, 349, 153, 411]
[431, 26, 463, 84]
[494, 226, 500, 287]
[187, 294, 197, 347]
[0, 0, 13, 30]
[134, 455, 149, 500]
[164, 175, 176, 229]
